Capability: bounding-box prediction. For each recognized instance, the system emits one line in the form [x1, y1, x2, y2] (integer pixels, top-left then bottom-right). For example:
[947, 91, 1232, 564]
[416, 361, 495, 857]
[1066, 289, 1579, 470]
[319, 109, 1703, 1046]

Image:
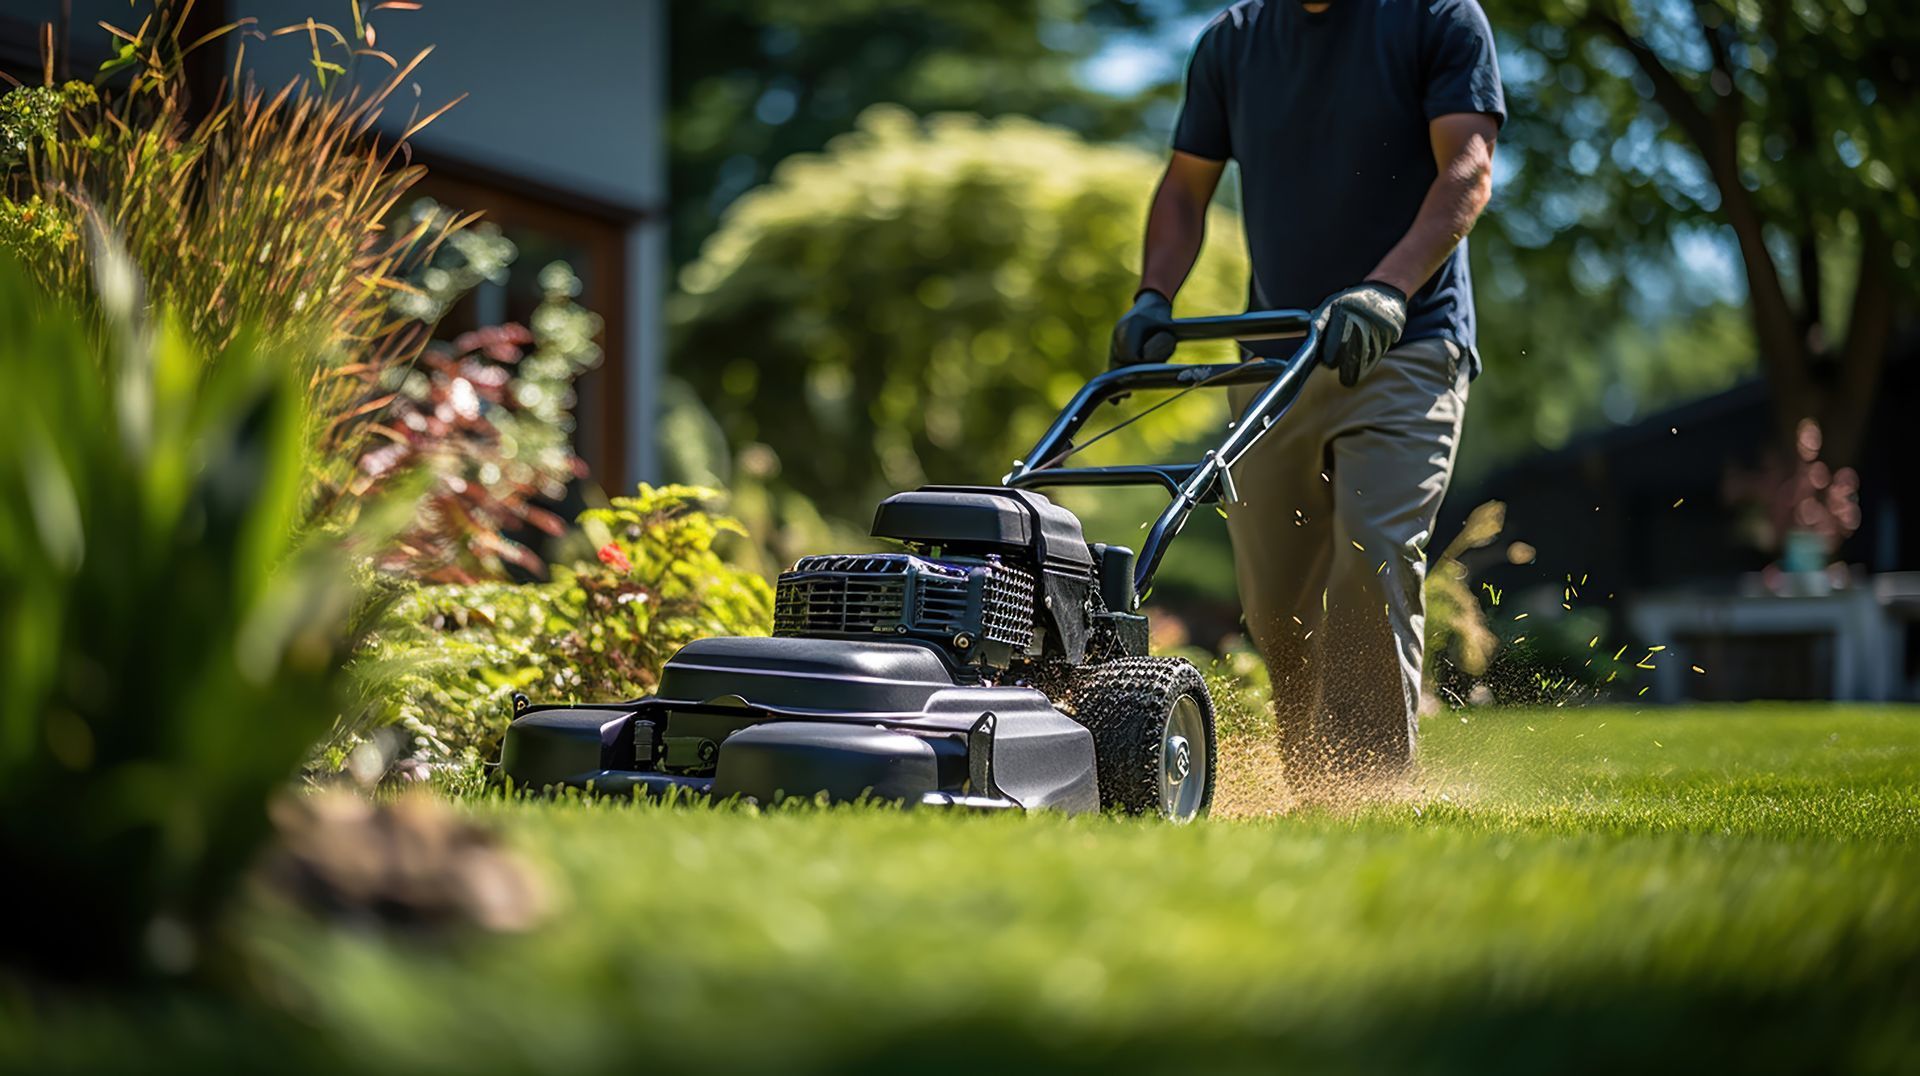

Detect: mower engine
[773, 551, 1039, 669]
[768, 485, 1148, 676]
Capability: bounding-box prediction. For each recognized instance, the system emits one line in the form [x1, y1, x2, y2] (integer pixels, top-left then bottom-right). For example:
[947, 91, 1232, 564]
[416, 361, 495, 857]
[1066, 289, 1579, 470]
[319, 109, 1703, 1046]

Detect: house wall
[224, 1, 664, 218]
[5, 2, 125, 78]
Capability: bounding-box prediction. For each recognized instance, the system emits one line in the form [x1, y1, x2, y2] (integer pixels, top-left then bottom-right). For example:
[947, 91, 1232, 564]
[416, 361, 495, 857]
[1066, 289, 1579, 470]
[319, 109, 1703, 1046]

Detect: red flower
[596, 542, 632, 573]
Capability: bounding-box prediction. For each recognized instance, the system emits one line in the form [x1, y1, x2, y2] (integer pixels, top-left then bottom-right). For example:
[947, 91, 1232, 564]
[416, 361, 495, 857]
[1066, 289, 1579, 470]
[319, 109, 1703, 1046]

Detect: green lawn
[12, 705, 1920, 1073]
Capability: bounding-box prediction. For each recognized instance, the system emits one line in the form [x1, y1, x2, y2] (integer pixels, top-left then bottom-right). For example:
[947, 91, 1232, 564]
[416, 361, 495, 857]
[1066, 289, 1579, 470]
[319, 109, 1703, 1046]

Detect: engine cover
[850, 485, 1101, 665]
[772, 553, 1036, 668]
[871, 486, 1094, 573]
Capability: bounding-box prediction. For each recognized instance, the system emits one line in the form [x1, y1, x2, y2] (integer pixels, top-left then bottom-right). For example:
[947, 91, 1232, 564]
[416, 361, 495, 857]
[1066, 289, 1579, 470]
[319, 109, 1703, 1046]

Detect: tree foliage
[1459, 296, 1755, 477]
[1476, 0, 1919, 465]
[671, 107, 1251, 527]
[669, 0, 1169, 265]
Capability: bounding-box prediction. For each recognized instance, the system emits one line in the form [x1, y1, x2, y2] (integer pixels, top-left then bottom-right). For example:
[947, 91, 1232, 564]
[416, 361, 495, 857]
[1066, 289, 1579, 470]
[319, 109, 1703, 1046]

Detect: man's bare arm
[1137, 151, 1228, 300]
[1366, 113, 1498, 298]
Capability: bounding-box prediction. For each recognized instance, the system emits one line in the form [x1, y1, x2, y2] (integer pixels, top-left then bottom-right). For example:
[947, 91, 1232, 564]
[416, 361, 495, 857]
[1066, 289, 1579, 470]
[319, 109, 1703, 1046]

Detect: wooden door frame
[411, 156, 650, 491]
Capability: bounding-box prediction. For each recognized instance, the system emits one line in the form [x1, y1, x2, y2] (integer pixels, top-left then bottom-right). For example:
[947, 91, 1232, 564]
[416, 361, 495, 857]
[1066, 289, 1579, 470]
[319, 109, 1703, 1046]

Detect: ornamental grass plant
[0, 4, 461, 493]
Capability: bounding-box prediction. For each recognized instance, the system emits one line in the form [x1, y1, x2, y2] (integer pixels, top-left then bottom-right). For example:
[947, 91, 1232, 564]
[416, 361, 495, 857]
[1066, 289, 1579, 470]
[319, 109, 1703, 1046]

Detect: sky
[1080, 12, 1212, 96]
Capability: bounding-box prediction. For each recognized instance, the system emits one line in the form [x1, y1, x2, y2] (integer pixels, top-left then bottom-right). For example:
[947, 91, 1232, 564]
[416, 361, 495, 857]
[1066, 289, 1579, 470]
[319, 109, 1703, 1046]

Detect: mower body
[503, 486, 1164, 813]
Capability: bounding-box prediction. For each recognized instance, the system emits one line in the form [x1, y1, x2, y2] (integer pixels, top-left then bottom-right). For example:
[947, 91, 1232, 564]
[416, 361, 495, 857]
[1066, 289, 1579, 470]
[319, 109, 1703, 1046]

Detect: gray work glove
[1313, 282, 1407, 387]
[1109, 289, 1176, 367]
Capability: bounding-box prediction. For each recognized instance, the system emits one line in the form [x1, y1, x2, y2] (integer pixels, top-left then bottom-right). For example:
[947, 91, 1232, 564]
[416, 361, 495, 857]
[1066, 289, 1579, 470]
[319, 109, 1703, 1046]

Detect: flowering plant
[339, 486, 773, 768]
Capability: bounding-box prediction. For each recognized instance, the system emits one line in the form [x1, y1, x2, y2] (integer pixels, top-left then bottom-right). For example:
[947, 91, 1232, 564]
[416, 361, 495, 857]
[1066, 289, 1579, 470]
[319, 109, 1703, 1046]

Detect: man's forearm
[1367, 144, 1494, 298]
[1138, 180, 1210, 300]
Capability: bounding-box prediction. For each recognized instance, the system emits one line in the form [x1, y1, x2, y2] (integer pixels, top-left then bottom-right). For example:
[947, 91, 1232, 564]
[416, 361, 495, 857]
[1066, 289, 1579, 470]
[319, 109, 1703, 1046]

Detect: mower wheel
[1062, 657, 1215, 821]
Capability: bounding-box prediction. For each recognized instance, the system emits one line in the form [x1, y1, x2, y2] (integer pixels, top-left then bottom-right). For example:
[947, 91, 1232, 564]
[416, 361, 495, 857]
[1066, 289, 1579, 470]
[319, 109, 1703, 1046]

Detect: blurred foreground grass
[10, 705, 1920, 1074]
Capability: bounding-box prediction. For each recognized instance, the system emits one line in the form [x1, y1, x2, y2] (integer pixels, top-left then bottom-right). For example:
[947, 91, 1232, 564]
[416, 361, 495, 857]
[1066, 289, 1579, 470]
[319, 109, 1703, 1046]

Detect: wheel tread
[1049, 657, 1216, 819]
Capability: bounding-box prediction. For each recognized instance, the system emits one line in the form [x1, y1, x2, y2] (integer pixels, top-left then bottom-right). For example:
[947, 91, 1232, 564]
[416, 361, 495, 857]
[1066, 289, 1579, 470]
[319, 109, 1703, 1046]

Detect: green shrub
[343, 486, 774, 769]
[0, 249, 375, 981]
[670, 106, 1250, 530]
[0, 81, 95, 172]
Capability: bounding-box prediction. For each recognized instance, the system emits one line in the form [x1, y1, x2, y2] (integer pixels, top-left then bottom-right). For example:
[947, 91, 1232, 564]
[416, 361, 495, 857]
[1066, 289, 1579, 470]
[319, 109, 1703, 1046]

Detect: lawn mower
[499, 308, 1321, 820]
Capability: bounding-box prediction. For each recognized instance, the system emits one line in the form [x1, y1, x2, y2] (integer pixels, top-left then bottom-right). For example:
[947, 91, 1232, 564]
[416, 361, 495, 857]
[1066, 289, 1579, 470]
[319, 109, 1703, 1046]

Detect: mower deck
[500, 636, 1100, 812]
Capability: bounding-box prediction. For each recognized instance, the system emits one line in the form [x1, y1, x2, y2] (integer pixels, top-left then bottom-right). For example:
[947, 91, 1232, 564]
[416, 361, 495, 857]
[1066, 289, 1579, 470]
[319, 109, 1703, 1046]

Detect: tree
[670, 107, 1250, 528]
[668, 0, 1166, 265]
[1477, 0, 1919, 467]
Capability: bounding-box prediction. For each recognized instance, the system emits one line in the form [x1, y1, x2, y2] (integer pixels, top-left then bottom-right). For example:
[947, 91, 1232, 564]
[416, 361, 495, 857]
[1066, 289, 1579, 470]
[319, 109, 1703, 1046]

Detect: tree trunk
[1590, 10, 1811, 459]
[1592, 6, 1897, 472]
[1815, 216, 1895, 469]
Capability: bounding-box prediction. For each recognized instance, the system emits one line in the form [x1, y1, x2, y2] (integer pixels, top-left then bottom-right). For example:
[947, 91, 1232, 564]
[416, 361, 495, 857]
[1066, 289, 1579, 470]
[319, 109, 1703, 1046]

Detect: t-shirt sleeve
[1171, 21, 1233, 161]
[1423, 0, 1506, 127]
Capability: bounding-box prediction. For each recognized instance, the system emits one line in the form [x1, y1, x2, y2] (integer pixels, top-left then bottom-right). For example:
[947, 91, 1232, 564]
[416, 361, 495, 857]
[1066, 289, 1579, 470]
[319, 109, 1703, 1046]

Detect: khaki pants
[1224, 338, 1469, 787]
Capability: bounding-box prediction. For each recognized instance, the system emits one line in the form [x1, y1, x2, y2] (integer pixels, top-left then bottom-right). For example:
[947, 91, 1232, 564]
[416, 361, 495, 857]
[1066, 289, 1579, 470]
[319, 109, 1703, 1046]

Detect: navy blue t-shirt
[1173, 0, 1505, 363]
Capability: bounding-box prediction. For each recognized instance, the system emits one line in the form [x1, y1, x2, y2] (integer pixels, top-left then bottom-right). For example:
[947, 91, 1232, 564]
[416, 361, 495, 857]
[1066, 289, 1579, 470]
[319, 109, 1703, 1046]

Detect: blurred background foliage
[668, 107, 1248, 569]
[1474, 0, 1918, 467]
[669, 0, 1180, 267]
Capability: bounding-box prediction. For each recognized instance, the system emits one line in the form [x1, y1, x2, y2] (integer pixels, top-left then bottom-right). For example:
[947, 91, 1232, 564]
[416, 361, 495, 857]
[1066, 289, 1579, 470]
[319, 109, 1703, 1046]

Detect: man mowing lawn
[1112, 0, 1504, 793]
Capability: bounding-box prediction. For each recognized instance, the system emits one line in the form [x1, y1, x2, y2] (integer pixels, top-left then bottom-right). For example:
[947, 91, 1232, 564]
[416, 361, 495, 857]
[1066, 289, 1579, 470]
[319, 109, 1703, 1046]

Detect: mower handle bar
[1002, 308, 1320, 607]
[1156, 308, 1314, 343]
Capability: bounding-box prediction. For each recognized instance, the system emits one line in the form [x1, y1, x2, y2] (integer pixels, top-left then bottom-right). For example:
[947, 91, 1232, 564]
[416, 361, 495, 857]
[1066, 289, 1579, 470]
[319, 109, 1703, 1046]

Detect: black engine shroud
[772, 486, 1144, 669]
[774, 552, 1038, 667]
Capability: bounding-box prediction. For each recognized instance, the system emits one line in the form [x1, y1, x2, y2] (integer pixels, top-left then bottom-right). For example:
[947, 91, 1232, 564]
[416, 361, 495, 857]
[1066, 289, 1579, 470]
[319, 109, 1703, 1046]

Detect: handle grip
[1161, 308, 1313, 343]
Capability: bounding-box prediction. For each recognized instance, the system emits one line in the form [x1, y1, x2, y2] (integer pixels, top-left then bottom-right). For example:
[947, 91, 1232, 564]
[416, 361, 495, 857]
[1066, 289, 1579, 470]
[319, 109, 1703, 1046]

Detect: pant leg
[1316, 338, 1470, 780]
[1223, 372, 1338, 772]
